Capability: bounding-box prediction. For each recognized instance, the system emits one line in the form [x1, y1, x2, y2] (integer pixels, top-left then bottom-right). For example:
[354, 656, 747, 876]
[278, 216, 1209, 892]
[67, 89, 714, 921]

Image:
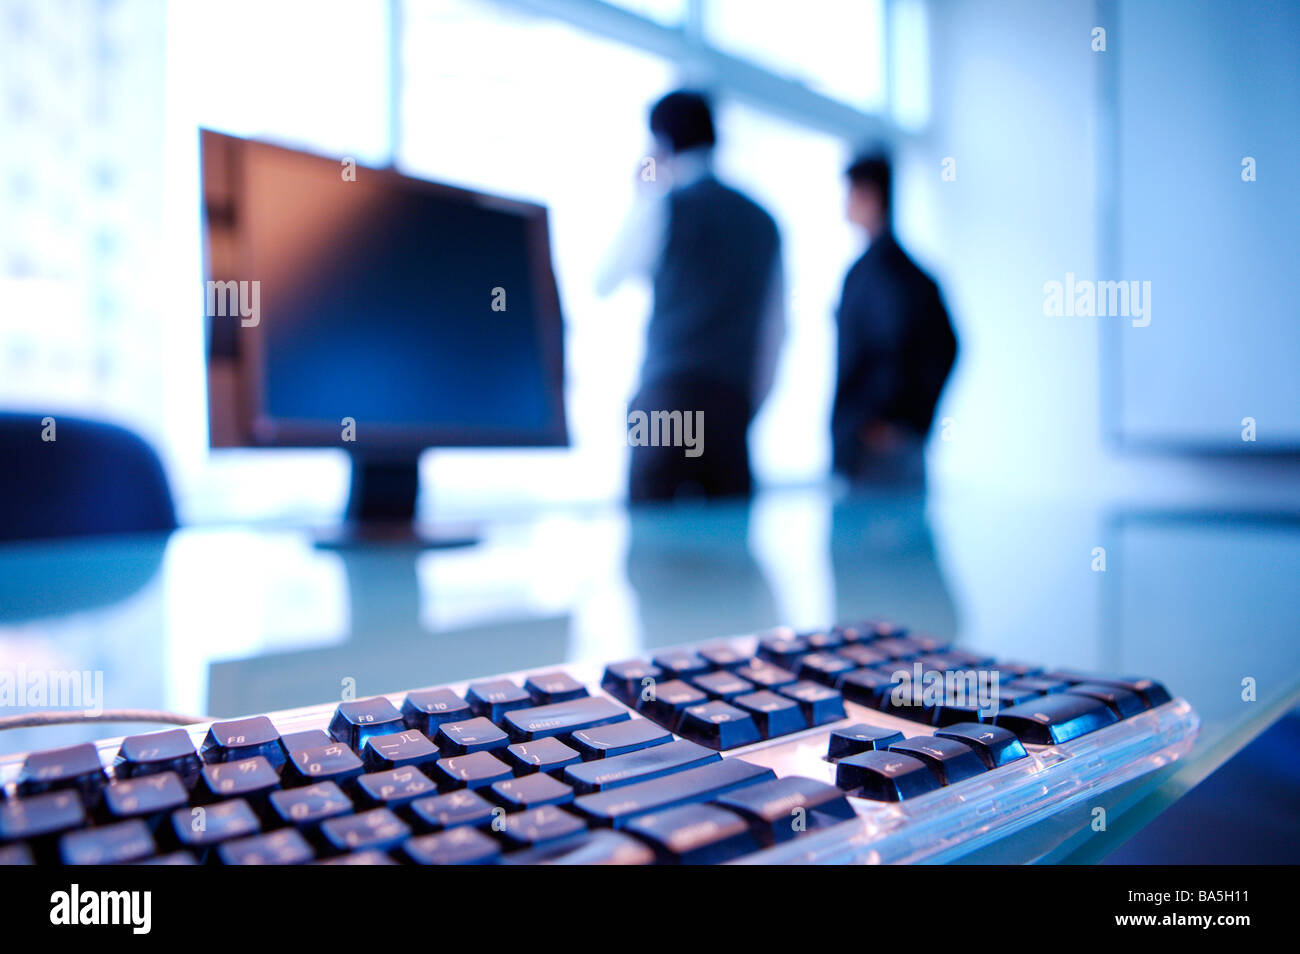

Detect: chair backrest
[0, 413, 176, 541]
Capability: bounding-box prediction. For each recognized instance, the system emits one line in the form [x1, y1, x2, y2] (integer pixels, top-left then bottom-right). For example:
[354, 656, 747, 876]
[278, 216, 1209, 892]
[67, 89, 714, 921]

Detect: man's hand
[861, 419, 904, 453]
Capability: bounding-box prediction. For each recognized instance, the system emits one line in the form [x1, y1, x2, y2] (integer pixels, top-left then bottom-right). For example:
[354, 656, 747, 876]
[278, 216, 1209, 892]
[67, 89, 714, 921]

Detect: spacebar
[572, 758, 775, 828]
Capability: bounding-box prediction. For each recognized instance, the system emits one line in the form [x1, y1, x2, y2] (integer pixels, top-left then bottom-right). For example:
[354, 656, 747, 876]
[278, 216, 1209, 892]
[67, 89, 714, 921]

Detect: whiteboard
[1104, 0, 1300, 450]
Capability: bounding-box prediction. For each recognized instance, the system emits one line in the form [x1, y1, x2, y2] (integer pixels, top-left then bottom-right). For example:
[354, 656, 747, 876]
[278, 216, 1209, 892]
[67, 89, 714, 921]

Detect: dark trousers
[627, 375, 753, 502]
[832, 427, 927, 489]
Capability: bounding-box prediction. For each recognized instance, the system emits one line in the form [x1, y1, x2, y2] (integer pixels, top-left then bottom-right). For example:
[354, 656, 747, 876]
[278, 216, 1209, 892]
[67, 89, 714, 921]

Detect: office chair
[0, 412, 176, 542]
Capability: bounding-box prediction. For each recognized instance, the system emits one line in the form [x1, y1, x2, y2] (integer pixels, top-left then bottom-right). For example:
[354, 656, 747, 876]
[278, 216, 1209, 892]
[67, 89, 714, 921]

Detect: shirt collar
[668, 147, 714, 189]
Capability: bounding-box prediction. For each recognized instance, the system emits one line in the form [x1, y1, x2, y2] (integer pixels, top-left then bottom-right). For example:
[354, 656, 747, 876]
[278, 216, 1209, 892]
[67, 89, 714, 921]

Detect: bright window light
[704, 0, 887, 111]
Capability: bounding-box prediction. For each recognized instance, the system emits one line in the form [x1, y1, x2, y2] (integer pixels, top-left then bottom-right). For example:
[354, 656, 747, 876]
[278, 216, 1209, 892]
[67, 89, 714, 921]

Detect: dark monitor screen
[202, 130, 567, 450]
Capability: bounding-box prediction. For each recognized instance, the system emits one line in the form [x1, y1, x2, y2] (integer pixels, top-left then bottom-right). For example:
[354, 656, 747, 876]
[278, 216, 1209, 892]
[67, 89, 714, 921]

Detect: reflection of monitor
[201, 130, 567, 543]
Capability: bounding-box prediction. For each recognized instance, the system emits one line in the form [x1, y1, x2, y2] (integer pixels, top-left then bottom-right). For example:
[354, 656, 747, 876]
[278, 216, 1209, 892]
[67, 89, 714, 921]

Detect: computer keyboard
[0, 621, 1199, 865]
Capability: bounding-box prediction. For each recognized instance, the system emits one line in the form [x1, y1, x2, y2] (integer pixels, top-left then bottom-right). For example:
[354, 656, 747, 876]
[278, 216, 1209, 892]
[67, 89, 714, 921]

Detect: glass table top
[1, 486, 1296, 860]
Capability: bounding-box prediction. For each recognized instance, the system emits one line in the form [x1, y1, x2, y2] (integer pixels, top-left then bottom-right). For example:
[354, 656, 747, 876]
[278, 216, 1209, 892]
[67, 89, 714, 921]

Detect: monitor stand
[315, 455, 479, 549]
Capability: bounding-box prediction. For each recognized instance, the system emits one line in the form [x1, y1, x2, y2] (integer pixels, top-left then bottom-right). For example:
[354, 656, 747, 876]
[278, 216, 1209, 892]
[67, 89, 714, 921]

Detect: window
[4, 0, 923, 517]
[704, 0, 886, 110]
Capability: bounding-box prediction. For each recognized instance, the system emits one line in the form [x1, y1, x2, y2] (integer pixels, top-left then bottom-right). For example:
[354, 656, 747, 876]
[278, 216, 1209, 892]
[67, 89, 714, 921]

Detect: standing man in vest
[597, 89, 784, 502]
[832, 152, 957, 486]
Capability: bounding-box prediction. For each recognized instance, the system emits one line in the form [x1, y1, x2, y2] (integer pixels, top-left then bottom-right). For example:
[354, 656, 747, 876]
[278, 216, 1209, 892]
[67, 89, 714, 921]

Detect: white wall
[913, 0, 1300, 509]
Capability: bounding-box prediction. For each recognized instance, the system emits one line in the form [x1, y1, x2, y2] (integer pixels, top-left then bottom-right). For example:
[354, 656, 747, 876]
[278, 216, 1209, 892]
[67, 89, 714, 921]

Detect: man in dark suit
[598, 90, 784, 501]
[832, 153, 957, 485]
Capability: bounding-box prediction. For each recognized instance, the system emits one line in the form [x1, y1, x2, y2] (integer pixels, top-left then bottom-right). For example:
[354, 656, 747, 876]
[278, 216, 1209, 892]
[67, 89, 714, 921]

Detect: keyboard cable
[0, 709, 212, 731]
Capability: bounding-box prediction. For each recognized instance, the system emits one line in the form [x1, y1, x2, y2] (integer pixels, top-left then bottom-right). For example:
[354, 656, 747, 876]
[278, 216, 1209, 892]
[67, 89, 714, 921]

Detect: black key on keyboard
[803, 630, 846, 651]
[837, 668, 897, 707]
[317, 850, 398, 866]
[502, 695, 629, 743]
[600, 660, 663, 706]
[734, 660, 798, 690]
[991, 684, 1045, 709]
[756, 633, 809, 668]
[835, 750, 942, 801]
[361, 729, 440, 771]
[627, 804, 760, 864]
[831, 622, 877, 642]
[500, 805, 587, 848]
[826, 723, 905, 760]
[270, 782, 353, 830]
[401, 688, 472, 734]
[201, 716, 284, 767]
[778, 680, 846, 725]
[114, 728, 202, 785]
[697, 644, 750, 671]
[278, 730, 333, 761]
[943, 648, 996, 667]
[402, 826, 500, 865]
[862, 620, 908, 640]
[877, 683, 936, 723]
[433, 752, 514, 790]
[874, 637, 926, 660]
[100, 772, 190, 824]
[1064, 683, 1147, 719]
[503, 737, 583, 775]
[59, 819, 155, 865]
[0, 790, 85, 842]
[0, 844, 33, 865]
[171, 798, 261, 852]
[563, 739, 720, 794]
[218, 828, 315, 865]
[637, 678, 708, 729]
[321, 808, 410, 855]
[715, 776, 856, 846]
[676, 701, 762, 749]
[1041, 672, 1172, 709]
[466, 679, 532, 722]
[690, 669, 755, 701]
[573, 757, 775, 827]
[356, 766, 438, 810]
[1004, 676, 1069, 696]
[652, 650, 710, 679]
[136, 851, 197, 865]
[434, 717, 510, 755]
[796, 652, 856, 686]
[994, 662, 1044, 679]
[524, 671, 589, 704]
[929, 693, 996, 728]
[934, 723, 1028, 769]
[911, 634, 953, 653]
[329, 697, 404, 750]
[489, 773, 575, 811]
[570, 719, 672, 759]
[198, 756, 280, 806]
[284, 743, 365, 788]
[502, 829, 655, 865]
[838, 643, 893, 668]
[993, 692, 1119, 744]
[409, 789, 497, 832]
[17, 743, 107, 803]
[732, 690, 808, 738]
[888, 736, 987, 785]
[912, 653, 963, 674]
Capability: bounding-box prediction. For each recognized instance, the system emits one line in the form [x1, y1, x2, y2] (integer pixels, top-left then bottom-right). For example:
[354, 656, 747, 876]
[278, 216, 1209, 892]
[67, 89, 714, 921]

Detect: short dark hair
[846, 152, 892, 211]
[649, 90, 716, 154]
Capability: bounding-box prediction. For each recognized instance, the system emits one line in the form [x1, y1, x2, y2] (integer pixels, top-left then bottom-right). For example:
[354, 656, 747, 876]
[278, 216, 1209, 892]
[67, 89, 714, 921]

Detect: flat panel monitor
[201, 130, 568, 540]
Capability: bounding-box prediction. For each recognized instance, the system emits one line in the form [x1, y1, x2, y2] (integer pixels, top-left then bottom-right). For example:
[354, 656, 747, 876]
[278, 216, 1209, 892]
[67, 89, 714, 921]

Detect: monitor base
[315, 455, 479, 549]
[313, 520, 479, 550]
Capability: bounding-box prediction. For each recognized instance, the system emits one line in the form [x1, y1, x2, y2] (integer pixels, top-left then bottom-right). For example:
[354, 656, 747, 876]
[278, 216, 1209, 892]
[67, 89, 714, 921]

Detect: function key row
[9, 670, 594, 787]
